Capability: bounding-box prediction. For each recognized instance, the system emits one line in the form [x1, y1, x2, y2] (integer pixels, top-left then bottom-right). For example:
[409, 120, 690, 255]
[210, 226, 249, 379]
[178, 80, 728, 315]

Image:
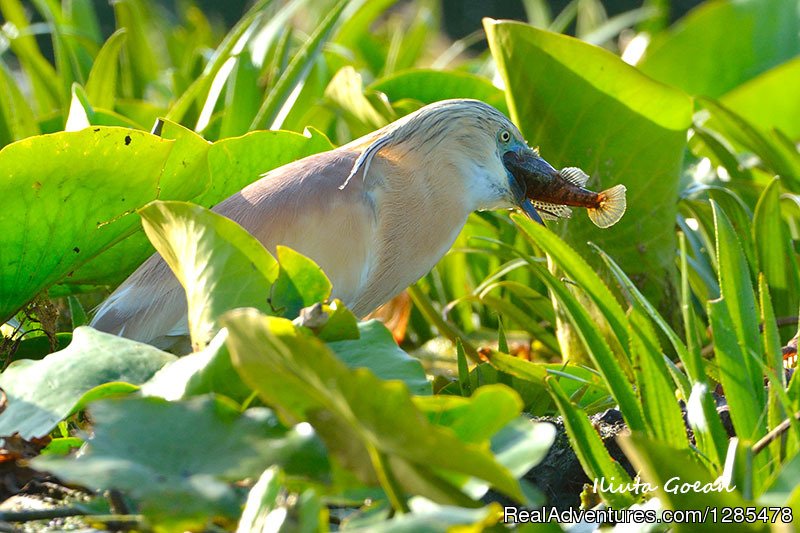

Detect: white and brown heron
[91, 99, 625, 348]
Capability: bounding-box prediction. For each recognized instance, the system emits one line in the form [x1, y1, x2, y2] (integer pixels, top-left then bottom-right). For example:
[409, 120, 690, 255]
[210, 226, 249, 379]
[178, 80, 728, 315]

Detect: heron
[91, 99, 625, 348]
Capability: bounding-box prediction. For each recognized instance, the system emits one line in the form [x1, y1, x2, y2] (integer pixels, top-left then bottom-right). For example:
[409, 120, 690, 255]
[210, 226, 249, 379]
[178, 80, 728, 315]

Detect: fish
[503, 151, 627, 228]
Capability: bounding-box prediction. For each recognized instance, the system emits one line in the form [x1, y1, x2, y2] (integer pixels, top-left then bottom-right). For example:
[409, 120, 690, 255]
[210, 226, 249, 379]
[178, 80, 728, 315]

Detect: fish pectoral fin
[560, 167, 589, 187]
[530, 201, 572, 220]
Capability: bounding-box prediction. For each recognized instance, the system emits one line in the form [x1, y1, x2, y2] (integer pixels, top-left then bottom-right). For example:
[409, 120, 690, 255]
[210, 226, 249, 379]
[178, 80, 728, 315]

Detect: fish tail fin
[588, 184, 626, 228]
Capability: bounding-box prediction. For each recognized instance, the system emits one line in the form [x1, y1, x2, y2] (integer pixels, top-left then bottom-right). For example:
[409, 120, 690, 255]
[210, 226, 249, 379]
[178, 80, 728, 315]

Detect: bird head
[342, 99, 558, 223]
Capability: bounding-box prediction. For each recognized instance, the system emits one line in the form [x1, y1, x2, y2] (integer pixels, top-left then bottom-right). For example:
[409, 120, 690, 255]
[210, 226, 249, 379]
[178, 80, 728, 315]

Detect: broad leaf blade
[0, 327, 175, 439]
[139, 201, 279, 350]
[222, 308, 525, 503]
[486, 20, 691, 319]
[0, 127, 173, 321]
[638, 0, 800, 98]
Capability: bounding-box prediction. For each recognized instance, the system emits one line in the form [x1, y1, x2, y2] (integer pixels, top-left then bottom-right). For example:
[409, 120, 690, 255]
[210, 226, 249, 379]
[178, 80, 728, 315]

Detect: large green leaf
[718, 56, 800, 142]
[486, 20, 691, 318]
[638, 0, 800, 99]
[329, 320, 431, 396]
[0, 326, 175, 439]
[0, 127, 174, 321]
[222, 308, 525, 504]
[140, 328, 251, 403]
[139, 201, 279, 350]
[200, 128, 333, 210]
[66, 120, 212, 286]
[33, 396, 328, 529]
[370, 69, 508, 115]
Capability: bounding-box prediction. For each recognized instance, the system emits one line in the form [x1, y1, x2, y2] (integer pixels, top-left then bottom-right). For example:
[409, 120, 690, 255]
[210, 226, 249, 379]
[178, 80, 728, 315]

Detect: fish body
[503, 152, 627, 228]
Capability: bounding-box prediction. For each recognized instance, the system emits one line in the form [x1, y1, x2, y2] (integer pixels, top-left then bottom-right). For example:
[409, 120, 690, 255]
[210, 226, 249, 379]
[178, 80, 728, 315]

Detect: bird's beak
[502, 148, 559, 225]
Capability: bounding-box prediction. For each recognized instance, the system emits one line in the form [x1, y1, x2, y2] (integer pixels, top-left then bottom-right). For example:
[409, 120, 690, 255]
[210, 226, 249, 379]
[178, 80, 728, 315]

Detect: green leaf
[486, 20, 691, 324]
[619, 433, 766, 533]
[238, 467, 327, 532]
[315, 299, 361, 343]
[753, 179, 800, 319]
[708, 298, 767, 443]
[0, 60, 40, 146]
[0, 326, 175, 439]
[201, 128, 333, 211]
[628, 306, 689, 449]
[66, 120, 212, 286]
[699, 98, 800, 190]
[370, 69, 508, 116]
[414, 386, 521, 445]
[684, 382, 729, 470]
[12, 332, 72, 360]
[590, 243, 697, 391]
[329, 320, 430, 396]
[0, 0, 61, 111]
[218, 54, 262, 139]
[33, 396, 328, 529]
[512, 214, 630, 359]
[638, 0, 800, 99]
[711, 200, 766, 426]
[138, 201, 279, 350]
[251, 0, 349, 130]
[0, 127, 173, 322]
[222, 308, 525, 504]
[719, 56, 800, 142]
[140, 329, 251, 403]
[270, 245, 332, 319]
[165, 0, 270, 124]
[546, 377, 636, 508]
[524, 261, 645, 431]
[113, 0, 164, 97]
[85, 29, 128, 109]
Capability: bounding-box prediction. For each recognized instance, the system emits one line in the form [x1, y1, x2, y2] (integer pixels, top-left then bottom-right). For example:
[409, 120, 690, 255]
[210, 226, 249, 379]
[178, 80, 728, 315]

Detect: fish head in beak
[502, 148, 559, 224]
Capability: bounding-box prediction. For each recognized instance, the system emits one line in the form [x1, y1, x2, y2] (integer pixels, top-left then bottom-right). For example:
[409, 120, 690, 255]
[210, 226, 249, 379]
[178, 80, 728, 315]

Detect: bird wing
[91, 149, 376, 347]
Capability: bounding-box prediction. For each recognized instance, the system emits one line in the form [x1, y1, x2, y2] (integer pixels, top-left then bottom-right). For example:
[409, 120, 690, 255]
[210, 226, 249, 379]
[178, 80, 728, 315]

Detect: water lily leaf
[0, 327, 175, 439]
[329, 319, 430, 396]
[140, 329, 251, 403]
[201, 128, 333, 210]
[33, 395, 328, 529]
[0, 127, 173, 321]
[270, 245, 332, 319]
[66, 120, 212, 286]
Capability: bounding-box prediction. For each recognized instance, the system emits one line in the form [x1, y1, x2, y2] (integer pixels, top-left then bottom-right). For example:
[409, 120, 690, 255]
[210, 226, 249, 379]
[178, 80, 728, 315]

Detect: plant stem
[752, 409, 800, 455]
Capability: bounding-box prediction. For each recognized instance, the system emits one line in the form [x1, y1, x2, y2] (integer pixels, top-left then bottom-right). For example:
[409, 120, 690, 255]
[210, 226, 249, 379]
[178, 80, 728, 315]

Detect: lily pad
[34, 395, 328, 529]
[0, 326, 175, 439]
[0, 127, 173, 321]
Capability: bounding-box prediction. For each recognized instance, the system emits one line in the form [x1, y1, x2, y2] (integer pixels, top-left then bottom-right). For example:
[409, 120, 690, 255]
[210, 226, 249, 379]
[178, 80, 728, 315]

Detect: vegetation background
[0, 0, 798, 531]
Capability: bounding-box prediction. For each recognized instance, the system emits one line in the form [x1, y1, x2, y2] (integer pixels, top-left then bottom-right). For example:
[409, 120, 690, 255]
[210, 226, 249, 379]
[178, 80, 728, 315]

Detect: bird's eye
[499, 130, 511, 143]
